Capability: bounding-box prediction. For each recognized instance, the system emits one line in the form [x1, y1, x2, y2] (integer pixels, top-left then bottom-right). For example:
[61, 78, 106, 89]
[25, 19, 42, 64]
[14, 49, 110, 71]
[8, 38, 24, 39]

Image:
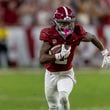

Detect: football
[49, 44, 62, 55]
[49, 44, 70, 55]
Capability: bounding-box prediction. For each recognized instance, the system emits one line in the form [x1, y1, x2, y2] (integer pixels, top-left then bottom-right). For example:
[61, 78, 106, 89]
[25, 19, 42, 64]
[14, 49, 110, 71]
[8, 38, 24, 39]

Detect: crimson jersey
[40, 24, 87, 72]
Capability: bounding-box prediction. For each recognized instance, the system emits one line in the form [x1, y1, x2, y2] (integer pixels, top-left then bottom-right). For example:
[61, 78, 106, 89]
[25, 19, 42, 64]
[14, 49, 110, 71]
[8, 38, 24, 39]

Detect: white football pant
[45, 68, 76, 110]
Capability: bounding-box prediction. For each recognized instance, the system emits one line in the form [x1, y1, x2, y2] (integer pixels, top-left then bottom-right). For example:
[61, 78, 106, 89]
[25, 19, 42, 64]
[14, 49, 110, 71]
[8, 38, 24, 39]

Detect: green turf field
[0, 68, 110, 110]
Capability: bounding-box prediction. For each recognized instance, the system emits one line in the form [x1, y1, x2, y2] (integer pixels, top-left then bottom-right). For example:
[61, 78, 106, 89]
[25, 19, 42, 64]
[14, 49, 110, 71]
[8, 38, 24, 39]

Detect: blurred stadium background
[0, 0, 110, 110]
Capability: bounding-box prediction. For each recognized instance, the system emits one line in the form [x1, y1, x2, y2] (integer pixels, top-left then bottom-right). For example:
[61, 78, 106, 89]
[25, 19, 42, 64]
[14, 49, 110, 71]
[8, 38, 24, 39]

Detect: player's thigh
[45, 70, 58, 104]
[45, 70, 58, 88]
[57, 77, 73, 95]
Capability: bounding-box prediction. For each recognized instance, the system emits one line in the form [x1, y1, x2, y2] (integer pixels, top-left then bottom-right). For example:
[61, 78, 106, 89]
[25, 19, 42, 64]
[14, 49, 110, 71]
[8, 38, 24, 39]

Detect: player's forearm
[91, 37, 105, 51]
[82, 33, 105, 51]
[40, 54, 56, 64]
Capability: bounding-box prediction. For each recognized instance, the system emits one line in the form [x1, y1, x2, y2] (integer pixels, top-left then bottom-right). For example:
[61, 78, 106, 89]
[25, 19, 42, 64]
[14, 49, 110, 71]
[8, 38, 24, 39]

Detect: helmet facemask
[55, 20, 74, 38]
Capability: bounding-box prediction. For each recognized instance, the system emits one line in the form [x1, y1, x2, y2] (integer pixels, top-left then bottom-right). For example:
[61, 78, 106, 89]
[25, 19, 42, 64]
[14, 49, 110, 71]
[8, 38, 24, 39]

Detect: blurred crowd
[0, 0, 110, 26]
[0, 0, 110, 68]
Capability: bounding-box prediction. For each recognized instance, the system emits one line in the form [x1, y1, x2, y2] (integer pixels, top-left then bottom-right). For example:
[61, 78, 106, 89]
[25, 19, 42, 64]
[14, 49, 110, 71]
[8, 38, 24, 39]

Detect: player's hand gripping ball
[49, 44, 71, 60]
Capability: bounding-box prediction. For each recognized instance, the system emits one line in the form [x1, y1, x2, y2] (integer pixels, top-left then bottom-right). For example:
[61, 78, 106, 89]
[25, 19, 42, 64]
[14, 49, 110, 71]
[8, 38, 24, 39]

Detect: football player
[39, 6, 110, 110]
